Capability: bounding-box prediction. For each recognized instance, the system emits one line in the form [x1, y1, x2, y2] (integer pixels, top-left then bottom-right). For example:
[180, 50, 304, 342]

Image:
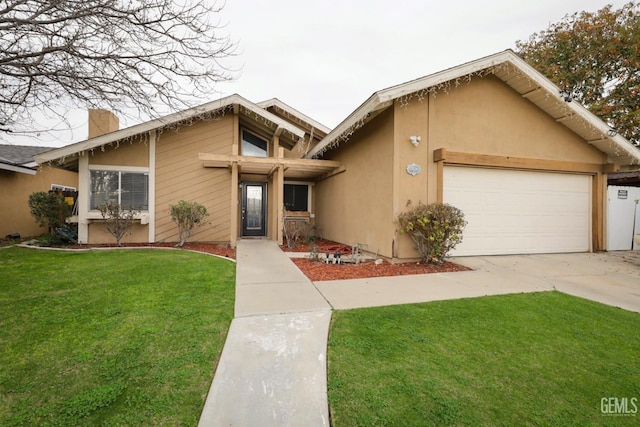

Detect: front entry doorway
[241, 183, 267, 237]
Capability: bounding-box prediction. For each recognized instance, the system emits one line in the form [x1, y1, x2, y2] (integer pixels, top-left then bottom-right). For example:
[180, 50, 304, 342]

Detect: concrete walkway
[315, 251, 640, 313]
[198, 240, 331, 427]
[199, 246, 640, 425]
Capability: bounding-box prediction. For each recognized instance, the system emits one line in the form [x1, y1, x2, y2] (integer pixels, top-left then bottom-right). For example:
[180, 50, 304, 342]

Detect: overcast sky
[7, 0, 630, 147]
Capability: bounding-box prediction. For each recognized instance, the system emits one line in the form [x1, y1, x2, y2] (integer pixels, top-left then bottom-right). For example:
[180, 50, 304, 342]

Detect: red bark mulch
[67, 242, 236, 259]
[283, 238, 471, 281]
[291, 258, 470, 281]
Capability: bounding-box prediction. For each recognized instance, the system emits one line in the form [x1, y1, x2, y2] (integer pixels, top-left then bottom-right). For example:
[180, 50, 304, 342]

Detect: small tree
[28, 191, 71, 232]
[397, 201, 467, 265]
[99, 202, 138, 247]
[169, 201, 209, 247]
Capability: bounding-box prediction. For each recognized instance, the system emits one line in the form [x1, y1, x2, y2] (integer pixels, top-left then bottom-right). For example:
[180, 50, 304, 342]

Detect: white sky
[6, 0, 630, 147]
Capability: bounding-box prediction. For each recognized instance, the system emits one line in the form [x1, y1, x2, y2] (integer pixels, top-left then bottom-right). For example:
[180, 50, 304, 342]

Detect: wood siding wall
[155, 118, 234, 243]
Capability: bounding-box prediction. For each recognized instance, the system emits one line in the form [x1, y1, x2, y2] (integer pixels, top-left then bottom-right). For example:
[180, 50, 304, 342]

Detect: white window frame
[88, 165, 150, 213]
[51, 184, 77, 191]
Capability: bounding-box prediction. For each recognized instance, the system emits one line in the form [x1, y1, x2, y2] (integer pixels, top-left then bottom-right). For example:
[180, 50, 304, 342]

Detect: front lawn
[328, 292, 640, 426]
[0, 247, 235, 426]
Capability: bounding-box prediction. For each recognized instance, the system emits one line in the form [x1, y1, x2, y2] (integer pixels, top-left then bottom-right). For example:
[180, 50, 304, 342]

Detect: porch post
[276, 164, 284, 245]
[230, 109, 239, 246]
[230, 162, 239, 247]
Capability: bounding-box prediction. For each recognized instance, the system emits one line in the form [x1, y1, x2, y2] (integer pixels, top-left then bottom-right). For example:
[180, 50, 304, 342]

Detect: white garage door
[444, 167, 591, 256]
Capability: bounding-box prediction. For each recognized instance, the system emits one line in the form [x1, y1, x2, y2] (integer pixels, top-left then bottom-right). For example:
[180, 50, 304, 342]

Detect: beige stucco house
[35, 50, 640, 259]
[0, 145, 78, 238]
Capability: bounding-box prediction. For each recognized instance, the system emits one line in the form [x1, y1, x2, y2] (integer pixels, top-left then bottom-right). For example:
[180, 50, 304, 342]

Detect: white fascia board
[307, 94, 385, 158]
[0, 162, 37, 175]
[257, 98, 332, 134]
[35, 94, 305, 165]
[375, 50, 517, 104]
[239, 97, 306, 139]
[311, 49, 640, 163]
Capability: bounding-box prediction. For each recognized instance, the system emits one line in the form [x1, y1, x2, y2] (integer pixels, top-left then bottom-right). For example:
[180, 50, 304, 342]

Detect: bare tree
[0, 0, 235, 138]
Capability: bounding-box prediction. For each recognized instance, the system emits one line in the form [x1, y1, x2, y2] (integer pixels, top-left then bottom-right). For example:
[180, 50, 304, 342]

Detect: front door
[242, 183, 267, 237]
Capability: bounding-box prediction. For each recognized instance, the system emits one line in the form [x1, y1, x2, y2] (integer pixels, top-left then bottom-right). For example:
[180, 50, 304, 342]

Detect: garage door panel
[444, 167, 591, 256]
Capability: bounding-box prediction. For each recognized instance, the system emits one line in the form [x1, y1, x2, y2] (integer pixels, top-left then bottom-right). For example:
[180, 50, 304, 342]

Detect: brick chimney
[88, 109, 119, 138]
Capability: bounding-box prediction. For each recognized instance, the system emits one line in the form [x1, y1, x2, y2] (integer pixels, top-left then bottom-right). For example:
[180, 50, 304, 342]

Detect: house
[0, 145, 78, 239]
[309, 50, 640, 258]
[35, 102, 339, 246]
[35, 50, 640, 259]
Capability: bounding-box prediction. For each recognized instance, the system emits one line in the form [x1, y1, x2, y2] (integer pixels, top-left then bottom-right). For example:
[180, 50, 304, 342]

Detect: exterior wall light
[608, 128, 617, 137]
[409, 135, 421, 147]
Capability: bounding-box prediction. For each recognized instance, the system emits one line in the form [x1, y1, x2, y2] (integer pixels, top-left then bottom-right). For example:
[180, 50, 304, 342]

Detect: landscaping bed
[291, 258, 470, 281]
[282, 238, 470, 281]
[35, 241, 236, 259]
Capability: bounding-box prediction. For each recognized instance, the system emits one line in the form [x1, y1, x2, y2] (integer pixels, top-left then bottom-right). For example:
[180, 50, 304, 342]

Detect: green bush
[169, 200, 209, 247]
[28, 191, 75, 244]
[397, 201, 466, 265]
[28, 191, 71, 231]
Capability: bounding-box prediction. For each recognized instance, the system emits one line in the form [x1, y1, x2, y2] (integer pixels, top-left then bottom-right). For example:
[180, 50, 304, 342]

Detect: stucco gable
[309, 50, 640, 167]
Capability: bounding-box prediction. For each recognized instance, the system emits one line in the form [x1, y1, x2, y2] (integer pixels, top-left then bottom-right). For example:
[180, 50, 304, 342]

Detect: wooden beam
[316, 165, 346, 181]
[433, 148, 447, 162]
[432, 149, 607, 174]
[521, 87, 542, 99]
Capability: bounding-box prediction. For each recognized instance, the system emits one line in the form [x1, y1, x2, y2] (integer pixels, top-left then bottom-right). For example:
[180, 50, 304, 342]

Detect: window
[284, 184, 309, 212]
[241, 129, 268, 157]
[90, 170, 149, 211]
[51, 184, 77, 191]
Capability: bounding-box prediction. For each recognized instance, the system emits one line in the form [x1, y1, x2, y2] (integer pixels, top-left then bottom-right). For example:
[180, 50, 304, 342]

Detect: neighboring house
[0, 145, 78, 238]
[35, 50, 640, 259]
[607, 171, 640, 251]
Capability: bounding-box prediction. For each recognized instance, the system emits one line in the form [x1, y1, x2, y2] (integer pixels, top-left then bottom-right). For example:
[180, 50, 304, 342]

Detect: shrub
[99, 202, 138, 246]
[169, 201, 209, 247]
[28, 191, 75, 244]
[28, 191, 71, 231]
[397, 201, 466, 265]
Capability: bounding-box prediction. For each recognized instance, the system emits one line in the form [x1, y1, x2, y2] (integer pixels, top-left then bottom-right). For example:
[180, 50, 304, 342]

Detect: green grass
[0, 247, 235, 426]
[328, 292, 640, 426]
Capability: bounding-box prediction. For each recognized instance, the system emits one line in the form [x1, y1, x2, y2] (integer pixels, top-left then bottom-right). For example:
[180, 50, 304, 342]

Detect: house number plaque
[406, 163, 421, 176]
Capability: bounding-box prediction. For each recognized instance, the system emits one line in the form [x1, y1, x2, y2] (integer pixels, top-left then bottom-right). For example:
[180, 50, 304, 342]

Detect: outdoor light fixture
[608, 128, 618, 137]
[409, 135, 421, 147]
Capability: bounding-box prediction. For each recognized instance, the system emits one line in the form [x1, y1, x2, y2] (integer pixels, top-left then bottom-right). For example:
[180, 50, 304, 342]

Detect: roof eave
[257, 98, 332, 135]
[309, 50, 640, 165]
[35, 94, 306, 165]
[0, 162, 37, 175]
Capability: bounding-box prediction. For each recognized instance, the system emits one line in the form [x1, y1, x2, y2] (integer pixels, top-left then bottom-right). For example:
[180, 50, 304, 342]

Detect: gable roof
[0, 144, 53, 174]
[257, 98, 331, 136]
[35, 94, 307, 169]
[307, 50, 640, 166]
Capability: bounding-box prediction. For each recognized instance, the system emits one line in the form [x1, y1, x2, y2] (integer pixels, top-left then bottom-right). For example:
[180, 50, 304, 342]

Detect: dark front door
[242, 183, 267, 237]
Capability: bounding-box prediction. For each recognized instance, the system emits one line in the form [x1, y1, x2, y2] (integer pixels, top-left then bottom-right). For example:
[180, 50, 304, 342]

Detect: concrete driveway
[314, 251, 640, 313]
